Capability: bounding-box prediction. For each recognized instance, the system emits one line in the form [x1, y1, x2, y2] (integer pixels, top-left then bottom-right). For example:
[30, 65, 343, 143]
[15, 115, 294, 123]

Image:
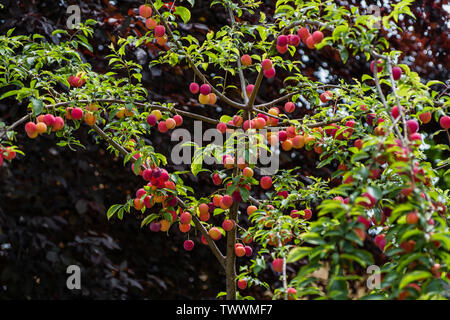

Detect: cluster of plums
[189, 83, 218, 105]
[24, 105, 100, 139]
[146, 109, 183, 133]
[139, 4, 168, 46]
[24, 113, 65, 138]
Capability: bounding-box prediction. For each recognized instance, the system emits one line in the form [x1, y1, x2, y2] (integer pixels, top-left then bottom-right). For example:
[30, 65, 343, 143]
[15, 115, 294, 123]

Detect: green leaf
[430, 233, 450, 250]
[133, 156, 144, 175]
[141, 214, 159, 228]
[132, 73, 142, 82]
[339, 47, 349, 64]
[399, 271, 431, 289]
[328, 279, 348, 300]
[107, 204, 122, 220]
[301, 232, 326, 245]
[6, 28, 15, 36]
[340, 253, 367, 267]
[390, 203, 415, 222]
[351, 151, 369, 162]
[287, 247, 312, 263]
[400, 229, 422, 242]
[191, 162, 203, 176]
[117, 208, 124, 219]
[175, 6, 191, 24]
[332, 24, 348, 41]
[426, 80, 445, 87]
[396, 253, 425, 271]
[219, 115, 233, 123]
[0, 90, 20, 100]
[31, 98, 43, 116]
[52, 29, 69, 37]
[239, 187, 250, 202]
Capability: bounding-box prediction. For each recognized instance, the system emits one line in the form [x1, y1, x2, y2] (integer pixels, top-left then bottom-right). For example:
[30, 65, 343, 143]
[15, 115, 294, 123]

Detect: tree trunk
[225, 199, 238, 299]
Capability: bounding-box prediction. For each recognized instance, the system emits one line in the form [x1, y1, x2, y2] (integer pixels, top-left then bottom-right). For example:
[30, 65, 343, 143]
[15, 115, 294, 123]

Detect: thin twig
[385, 56, 409, 142]
[371, 54, 404, 143]
[249, 196, 263, 206]
[227, 5, 248, 104]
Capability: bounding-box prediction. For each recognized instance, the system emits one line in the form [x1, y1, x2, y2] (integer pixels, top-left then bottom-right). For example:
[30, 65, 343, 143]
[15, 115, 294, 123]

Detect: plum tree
[235, 245, 245, 257]
[200, 84, 211, 95]
[264, 67, 276, 79]
[71, 107, 84, 120]
[0, 0, 448, 302]
[208, 227, 222, 241]
[247, 206, 257, 216]
[419, 112, 431, 124]
[145, 17, 158, 30]
[370, 59, 383, 73]
[284, 102, 295, 113]
[237, 279, 247, 290]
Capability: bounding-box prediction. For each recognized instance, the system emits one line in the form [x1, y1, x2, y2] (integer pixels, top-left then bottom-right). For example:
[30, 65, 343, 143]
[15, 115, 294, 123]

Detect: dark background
[0, 0, 448, 299]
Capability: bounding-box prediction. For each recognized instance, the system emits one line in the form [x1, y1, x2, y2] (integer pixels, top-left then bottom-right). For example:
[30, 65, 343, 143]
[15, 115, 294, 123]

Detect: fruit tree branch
[254, 84, 355, 110]
[255, 91, 301, 109]
[268, 115, 348, 129]
[41, 98, 239, 129]
[248, 196, 263, 206]
[0, 113, 32, 141]
[279, 244, 288, 300]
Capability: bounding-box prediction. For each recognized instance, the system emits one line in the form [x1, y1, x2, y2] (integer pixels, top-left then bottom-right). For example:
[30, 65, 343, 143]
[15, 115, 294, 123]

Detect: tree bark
[225, 201, 238, 300]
